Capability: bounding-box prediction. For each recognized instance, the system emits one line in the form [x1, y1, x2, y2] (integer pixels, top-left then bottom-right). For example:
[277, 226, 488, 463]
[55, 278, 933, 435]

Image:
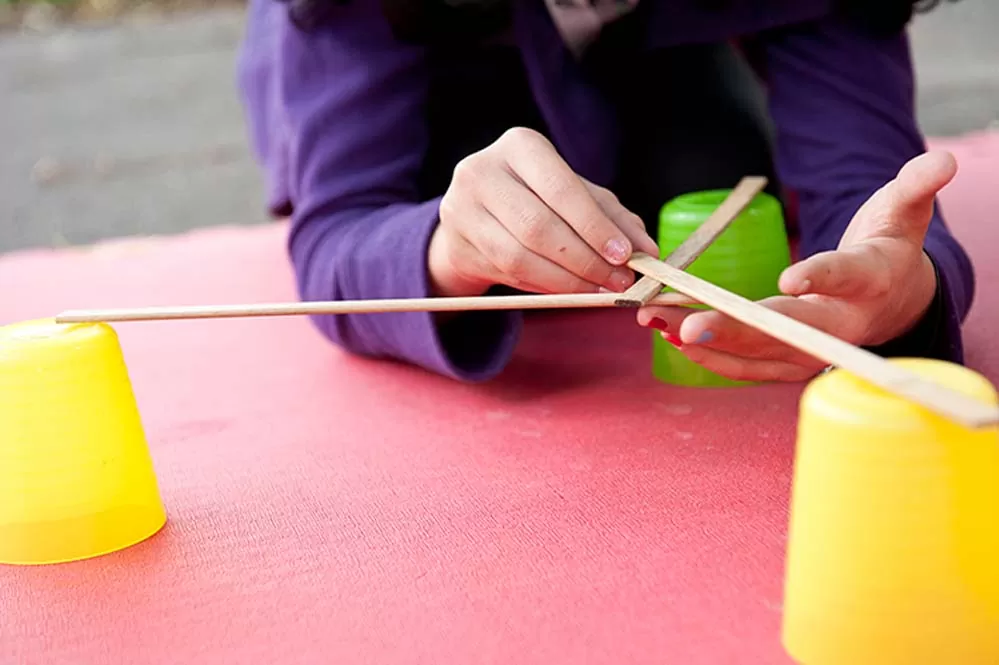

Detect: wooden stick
[54, 291, 699, 324]
[616, 176, 770, 307]
[627, 253, 999, 429]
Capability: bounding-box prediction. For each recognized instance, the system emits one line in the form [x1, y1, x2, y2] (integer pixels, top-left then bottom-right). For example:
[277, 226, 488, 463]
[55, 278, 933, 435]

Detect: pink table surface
[2, 133, 998, 664]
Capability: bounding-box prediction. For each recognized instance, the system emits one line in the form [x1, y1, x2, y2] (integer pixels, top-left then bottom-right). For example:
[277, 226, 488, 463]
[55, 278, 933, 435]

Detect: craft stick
[55, 290, 699, 324]
[616, 175, 769, 308]
[627, 252, 999, 429]
[616, 275, 669, 308]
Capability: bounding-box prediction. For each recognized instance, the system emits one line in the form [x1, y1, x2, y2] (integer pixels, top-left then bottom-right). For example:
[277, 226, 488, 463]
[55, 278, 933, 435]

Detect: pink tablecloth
[2, 133, 998, 664]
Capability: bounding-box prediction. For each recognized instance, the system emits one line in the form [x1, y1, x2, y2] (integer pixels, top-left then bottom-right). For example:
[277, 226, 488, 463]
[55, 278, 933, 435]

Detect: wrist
[902, 250, 940, 334]
[427, 226, 490, 298]
[868, 249, 939, 347]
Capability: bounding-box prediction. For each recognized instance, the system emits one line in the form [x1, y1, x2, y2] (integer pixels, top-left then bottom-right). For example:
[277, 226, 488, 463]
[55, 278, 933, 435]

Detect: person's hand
[636, 150, 957, 382]
[428, 127, 658, 298]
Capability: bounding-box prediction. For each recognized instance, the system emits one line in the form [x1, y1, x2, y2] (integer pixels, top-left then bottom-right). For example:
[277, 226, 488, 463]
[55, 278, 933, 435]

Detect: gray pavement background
[1, 0, 997, 253]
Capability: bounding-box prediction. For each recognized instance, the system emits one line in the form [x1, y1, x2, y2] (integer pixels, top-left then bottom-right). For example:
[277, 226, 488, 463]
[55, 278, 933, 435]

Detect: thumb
[845, 150, 958, 245]
[779, 245, 890, 299]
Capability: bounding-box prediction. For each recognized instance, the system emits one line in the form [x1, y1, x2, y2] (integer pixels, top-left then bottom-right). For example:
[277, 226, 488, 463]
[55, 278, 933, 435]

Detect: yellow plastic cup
[782, 358, 999, 664]
[0, 319, 166, 565]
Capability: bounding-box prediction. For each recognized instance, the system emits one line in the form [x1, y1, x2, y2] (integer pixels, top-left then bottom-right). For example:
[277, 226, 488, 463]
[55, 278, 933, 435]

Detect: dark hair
[375, 0, 512, 45]
[280, 0, 959, 42]
[280, 0, 511, 41]
[837, 0, 961, 36]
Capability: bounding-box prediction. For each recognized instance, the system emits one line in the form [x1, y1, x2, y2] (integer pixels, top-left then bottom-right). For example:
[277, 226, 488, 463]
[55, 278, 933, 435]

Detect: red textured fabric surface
[1, 134, 998, 664]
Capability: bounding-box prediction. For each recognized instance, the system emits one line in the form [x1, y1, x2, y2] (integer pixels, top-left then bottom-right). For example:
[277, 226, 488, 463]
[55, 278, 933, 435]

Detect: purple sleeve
[758, 15, 975, 363]
[236, 0, 521, 381]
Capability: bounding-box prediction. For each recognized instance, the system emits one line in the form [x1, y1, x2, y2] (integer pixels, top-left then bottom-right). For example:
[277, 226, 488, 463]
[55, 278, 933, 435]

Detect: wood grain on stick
[616, 176, 769, 308]
[55, 291, 699, 324]
[627, 252, 999, 429]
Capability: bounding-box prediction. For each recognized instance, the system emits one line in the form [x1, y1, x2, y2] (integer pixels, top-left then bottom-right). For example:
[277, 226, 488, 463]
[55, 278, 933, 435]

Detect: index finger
[500, 129, 634, 265]
[581, 178, 660, 257]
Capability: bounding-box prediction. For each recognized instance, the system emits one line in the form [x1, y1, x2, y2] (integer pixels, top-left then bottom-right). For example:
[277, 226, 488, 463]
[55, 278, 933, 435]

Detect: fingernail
[608, 268, 633, 292]
[791, 278, 812, 295]
[661, 332, 683, 348]
[603, 238, 630, 263]
[648, 317, 668, 332]
[694, 330, 714, 344]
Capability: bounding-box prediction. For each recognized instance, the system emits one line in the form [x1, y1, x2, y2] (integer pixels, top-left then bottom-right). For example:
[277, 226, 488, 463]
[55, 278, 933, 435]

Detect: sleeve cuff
[297, 200, 523, 382]
[863, 247, 963, 364]
[410, 208, 523, 382]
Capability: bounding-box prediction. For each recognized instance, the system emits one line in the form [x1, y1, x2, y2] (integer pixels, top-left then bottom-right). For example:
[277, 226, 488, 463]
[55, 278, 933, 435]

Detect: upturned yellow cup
[0, 319, 166, 565]
[782, 358, 999, 664]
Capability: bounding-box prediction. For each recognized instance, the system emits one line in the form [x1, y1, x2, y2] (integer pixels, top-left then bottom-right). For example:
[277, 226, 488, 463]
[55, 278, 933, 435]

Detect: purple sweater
[236, 0, 975, 381]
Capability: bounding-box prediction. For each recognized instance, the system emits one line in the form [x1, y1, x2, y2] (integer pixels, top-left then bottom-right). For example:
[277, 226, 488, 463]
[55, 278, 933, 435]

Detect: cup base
[0, 502, 166, 566]
[652, 188, 790, 388]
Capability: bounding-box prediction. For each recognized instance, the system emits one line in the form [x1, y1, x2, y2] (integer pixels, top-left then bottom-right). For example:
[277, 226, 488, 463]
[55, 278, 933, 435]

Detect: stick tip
[613, 297, 643, 308]
[53, 312, 83, 324]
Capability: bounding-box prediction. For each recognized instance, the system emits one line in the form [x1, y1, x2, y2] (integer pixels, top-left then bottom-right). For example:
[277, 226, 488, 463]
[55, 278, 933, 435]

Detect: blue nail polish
[695, 330, 714, 344]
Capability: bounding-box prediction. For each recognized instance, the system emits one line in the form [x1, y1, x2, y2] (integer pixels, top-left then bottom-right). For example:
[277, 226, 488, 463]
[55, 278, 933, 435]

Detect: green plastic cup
[651, 188, 792, 387]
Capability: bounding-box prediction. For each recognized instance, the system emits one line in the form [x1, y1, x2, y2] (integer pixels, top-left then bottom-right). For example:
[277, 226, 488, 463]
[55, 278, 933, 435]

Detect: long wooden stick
[54, 291, 699, 323]
[627, 253, 999, 429]
[616, 176, 769, 308]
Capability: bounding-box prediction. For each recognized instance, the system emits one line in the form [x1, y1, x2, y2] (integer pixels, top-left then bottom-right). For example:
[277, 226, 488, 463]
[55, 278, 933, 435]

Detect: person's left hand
[635, 150, 957, 382]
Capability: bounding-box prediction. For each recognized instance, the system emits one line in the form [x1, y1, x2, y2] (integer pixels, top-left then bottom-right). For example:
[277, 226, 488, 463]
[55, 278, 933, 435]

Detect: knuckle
[444, 245, 475, 279]
[868, 267, 893, 297]
[438, 193, 462, 225]
[576, 217, 614, 247]
[495, 247, 530, 278]
[451, 154, 488, 190]
[517, 208, 554, 247]
[541, 172, 575, 208]
[499, 126, 544, 150]
[561, 204, 612, 241]
[588, 185, 642, 228]
[594, 185, 620, 205]
[577, 253, 614, 283]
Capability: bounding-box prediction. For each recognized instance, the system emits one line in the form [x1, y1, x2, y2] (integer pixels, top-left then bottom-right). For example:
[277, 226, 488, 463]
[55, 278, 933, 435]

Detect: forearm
[239, 0, 521, 381]
[290, 199, 522, 381]
[758, 15, 975, 362]
[797, 189, 971, 363]
[887, 215, 975, 362]
[293, 202, 523, 381]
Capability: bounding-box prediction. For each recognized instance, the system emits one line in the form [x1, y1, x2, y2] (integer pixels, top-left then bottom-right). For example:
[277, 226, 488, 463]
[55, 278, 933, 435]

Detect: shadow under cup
[652, 188, 792, 387]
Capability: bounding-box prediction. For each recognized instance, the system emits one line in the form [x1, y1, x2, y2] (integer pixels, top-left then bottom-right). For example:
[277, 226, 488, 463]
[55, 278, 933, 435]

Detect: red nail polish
[648, 318, 668, 332]
[662, 332, 683, 348]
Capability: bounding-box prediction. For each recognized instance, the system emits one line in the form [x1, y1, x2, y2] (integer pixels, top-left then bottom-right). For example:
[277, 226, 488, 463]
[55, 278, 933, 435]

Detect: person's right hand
[428, 127, 659, 298]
